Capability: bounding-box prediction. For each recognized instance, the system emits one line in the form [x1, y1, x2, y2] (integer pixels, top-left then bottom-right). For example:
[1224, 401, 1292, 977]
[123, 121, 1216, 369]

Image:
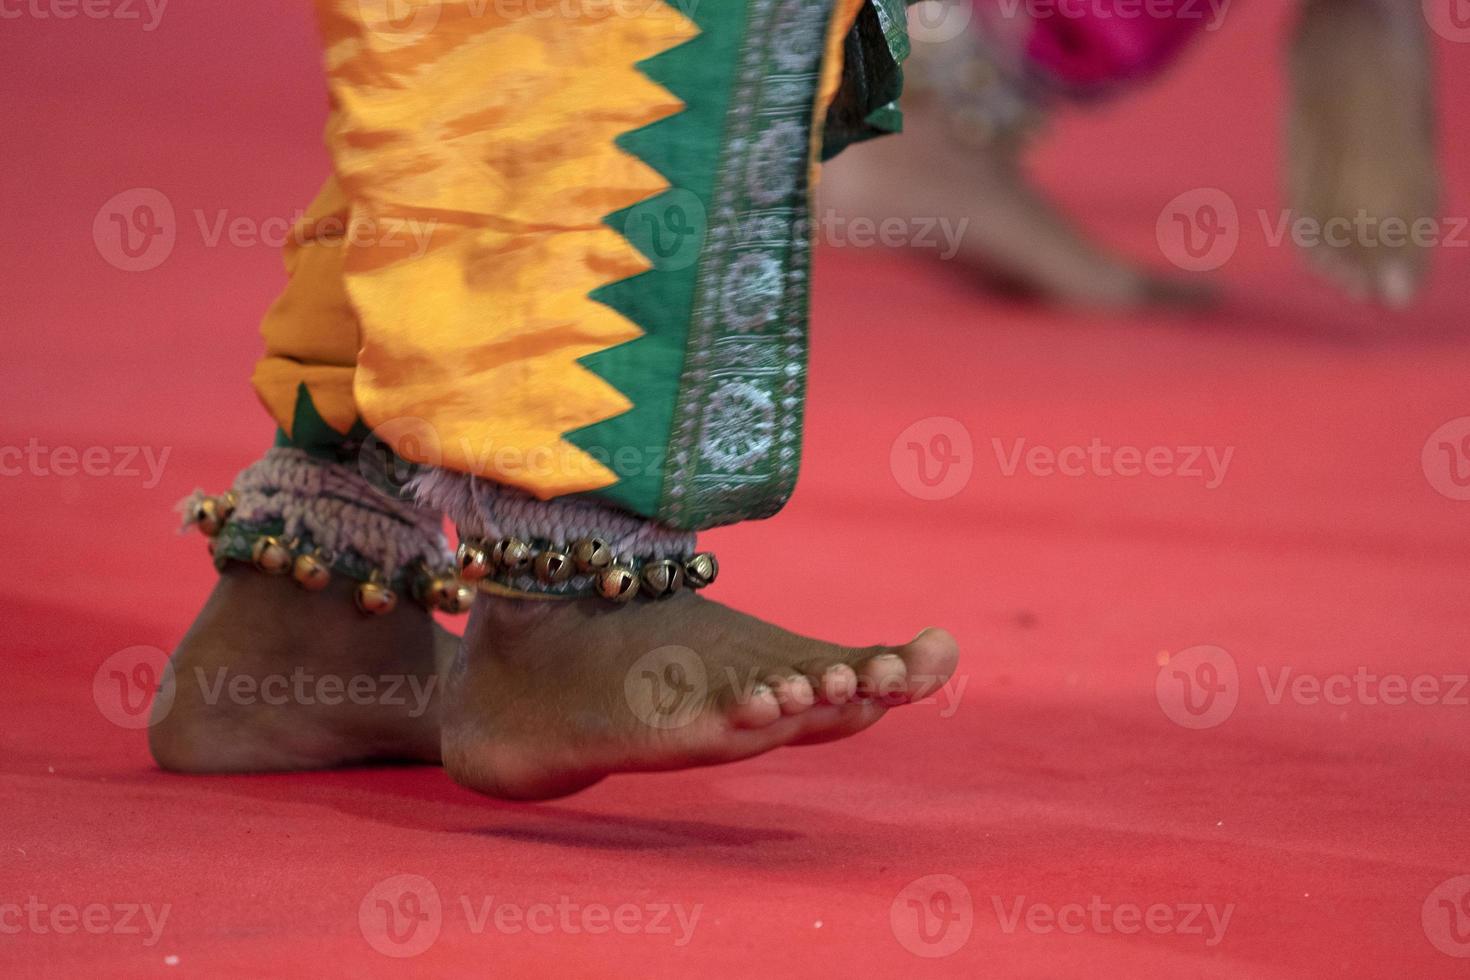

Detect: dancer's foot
[1288, 0, 1437, 308]
[821, 88, 1212, 312]
[440, 591, 960, 801]
[149, 567, 454, 772]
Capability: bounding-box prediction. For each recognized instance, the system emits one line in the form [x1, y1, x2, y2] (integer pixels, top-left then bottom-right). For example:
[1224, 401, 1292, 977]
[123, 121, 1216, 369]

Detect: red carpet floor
[4, 3, 1470, 977]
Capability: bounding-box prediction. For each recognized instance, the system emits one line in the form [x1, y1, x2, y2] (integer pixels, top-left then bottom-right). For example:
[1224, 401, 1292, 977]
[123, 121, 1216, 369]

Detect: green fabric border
[566, 3, 752, 519]
[567, 1, 914, 523]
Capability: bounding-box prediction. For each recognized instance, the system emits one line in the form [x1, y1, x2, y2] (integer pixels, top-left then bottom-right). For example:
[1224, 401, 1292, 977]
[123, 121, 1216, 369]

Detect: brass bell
[684, 552, 719, 589]
[641, 559, 685, 599]
[425, 576, 474, 614]
[356, 577, 398, 616]
[291, 552, 332, 591]
[191, 497, 221, 536]
[492, 537, 533, 574]
[597, 565, 640, 604]
[571, 537, 614, 574]
[456, 540, 494, 582]
[251, 536, 293, 575]
[192, 492, 235, 537]
[534, 549, 575, 585]
[440, 581, 475, 614]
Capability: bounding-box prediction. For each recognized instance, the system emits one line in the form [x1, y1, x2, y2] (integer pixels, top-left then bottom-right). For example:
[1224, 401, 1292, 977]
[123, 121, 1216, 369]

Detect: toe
[1375, 257, 1419, 309]
[857, 653, 909, 705]
[768, 675, 815, 715]
[727, 683, 782, 729]
[815, 664, 858, 705]
[898, 628, 960, 701]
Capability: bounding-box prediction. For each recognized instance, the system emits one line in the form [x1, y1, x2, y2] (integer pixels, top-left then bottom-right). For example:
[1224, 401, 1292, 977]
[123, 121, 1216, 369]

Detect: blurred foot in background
[825, 0, 1438, 311]
[1287, 0, 1438, 308]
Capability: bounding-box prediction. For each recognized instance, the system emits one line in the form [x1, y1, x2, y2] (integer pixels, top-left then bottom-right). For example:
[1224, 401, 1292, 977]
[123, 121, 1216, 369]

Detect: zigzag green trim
[272, 383, 371, 465]
[567, 1, 912, 527]
[566, 3, 751, 520]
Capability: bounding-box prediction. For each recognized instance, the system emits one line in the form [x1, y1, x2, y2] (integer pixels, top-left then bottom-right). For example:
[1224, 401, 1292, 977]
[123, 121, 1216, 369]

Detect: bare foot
[1287, 0, 1438, 307]
[440, 591, 960, 801]
[149, 567, 454, 772]
[821, 67, 1211, 311]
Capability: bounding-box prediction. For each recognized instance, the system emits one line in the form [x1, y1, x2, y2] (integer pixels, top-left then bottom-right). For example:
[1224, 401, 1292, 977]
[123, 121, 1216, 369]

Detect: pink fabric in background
[976, 0, 1212, 92]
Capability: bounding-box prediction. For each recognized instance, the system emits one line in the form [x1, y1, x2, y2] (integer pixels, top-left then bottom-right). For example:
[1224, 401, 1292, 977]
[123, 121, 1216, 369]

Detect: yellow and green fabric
[254, 0, 914, 533]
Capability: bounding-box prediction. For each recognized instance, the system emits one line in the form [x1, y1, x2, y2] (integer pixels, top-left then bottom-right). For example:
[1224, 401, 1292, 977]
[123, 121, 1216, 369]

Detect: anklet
[907, 17, 1045, 150]
[411, 469, 717, 604]
[455, 534, 718, 604]
[179, 448, 471, 616]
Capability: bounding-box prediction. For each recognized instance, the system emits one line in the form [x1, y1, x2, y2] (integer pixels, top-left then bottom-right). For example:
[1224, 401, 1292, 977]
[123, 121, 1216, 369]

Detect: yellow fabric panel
[252, 177, 360, 437]
[314, 0, 698, 499]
